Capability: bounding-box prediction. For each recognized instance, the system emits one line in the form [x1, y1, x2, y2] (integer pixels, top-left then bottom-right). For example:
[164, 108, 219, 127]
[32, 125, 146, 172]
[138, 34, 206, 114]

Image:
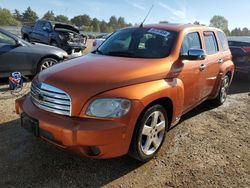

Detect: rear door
[178, 32, 206, 111]
[201, 31, 221, 98]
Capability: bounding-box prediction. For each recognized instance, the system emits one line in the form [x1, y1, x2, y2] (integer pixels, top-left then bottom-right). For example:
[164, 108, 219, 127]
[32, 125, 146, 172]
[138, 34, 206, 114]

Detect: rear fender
[210, 59, 235, 98]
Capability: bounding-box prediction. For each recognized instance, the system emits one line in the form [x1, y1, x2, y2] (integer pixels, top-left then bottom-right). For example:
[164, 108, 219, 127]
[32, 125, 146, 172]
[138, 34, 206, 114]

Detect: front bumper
[15, 96, 133, 158]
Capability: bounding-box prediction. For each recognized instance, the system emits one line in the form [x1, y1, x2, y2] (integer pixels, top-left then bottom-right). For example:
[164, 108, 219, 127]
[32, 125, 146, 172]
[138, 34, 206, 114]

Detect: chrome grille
[30, 81, 71, 116]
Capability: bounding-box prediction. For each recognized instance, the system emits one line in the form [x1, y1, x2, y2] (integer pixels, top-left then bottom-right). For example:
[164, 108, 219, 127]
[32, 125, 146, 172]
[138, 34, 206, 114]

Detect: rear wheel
[37, 58, 58, 73]
[213, 75, 230, 106]
[129, 104, 168, 162]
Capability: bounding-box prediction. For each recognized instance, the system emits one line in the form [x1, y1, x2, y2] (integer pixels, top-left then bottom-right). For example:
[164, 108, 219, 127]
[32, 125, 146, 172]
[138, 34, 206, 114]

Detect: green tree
[22, 6, 38, 25]
[13, 9, 22, 22]
[71, 14, 91, 28]
[109, 16, 118, 30]
[0, 8, 19, 26]
[193, 21, 200, 25]
[42, 10, 55, 21]
[242, 27, 250, 36]
[210, 15, 229, 35]
[159, 21, 169, 24]
[100, 20, 110, 33]
[55, 15, 69, 23]
[117, 17, 126, 28]
[230, 28, 242, 36]
[92, 18, 100, 32]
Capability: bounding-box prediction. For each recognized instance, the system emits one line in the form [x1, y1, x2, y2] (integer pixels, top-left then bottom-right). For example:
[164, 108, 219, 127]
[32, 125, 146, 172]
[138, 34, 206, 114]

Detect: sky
[0, 0, 249, 30]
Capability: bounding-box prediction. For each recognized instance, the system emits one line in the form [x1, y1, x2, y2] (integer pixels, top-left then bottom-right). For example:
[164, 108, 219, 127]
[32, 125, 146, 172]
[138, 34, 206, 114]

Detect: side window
[0, 32, 16, 45]
[44, 22, 52, 31]
[181, 32, 201, 55]
[217, 31, 229, 51]
[204, 31, 219, 55]
[138, 34, 154, 49]
[35, 21, 45, 31]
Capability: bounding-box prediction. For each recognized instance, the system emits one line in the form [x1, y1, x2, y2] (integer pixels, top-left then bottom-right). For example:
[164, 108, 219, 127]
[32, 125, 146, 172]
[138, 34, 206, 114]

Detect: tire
[212, 75, 230, 106]
[37, 58, 58, 73]
[129, 104, 168, 162]
[23, 35, 30, 42]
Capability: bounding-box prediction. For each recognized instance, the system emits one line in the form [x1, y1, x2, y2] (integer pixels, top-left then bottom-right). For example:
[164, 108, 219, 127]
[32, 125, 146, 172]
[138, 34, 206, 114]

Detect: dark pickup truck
[21, 20, 87, 55]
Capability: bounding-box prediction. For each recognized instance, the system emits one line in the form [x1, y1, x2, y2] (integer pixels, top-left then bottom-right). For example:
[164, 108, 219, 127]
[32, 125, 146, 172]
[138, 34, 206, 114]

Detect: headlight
[86, 98, 131, 118]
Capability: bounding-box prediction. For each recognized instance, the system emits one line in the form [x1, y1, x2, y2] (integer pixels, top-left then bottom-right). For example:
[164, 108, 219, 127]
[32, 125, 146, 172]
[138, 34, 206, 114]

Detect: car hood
[54, 23, 79, 34]
[28, 43, 67, 57]
[37, 53, 173, 115]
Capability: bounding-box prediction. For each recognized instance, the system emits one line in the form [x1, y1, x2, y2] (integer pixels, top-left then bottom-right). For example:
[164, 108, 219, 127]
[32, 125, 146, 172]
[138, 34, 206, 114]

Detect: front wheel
[23, 35, 30, 42]
[129, 105, 168, 162]
[213, 75, 230, 106]
[37, 58, 58, 73]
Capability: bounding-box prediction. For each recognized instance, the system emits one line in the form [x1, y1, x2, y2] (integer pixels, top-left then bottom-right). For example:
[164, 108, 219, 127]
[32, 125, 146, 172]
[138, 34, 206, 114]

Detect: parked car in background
[0, 28, 68, 78]
[21, 20, 87, 57]
[92, 33, 111, 50]
[16, 24, 234, 162]
[228, 39, 250, 80]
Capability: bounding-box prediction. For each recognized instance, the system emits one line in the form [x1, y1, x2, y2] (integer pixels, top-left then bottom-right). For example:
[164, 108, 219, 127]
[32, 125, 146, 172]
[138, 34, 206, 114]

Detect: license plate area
[21, 113, 39, 137]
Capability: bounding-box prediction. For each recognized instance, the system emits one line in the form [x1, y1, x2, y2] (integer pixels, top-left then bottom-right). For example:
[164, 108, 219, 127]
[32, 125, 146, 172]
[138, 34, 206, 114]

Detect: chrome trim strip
[31, 81, 72, 116]
[31, 92, 70, 111]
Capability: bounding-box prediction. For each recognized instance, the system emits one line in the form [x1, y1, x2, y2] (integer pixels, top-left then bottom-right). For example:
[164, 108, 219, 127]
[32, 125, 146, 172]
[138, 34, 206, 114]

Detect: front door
[177, 32, 207, 112]
[0, 31, 31, 77]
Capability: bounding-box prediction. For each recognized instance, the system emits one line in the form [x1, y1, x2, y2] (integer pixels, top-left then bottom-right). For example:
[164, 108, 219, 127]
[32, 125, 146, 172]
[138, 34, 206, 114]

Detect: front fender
[79, 79, 185, 154]
[81, 79, 185, 124]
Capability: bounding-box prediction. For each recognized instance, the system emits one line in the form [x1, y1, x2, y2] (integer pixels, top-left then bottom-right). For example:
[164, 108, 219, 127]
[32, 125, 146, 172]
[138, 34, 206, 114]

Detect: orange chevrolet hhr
[16, 24, 235, 162]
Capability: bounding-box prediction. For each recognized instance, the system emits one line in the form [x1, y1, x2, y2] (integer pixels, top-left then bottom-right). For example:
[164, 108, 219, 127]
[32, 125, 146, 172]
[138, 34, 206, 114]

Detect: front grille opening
[30, 81, 72, 116]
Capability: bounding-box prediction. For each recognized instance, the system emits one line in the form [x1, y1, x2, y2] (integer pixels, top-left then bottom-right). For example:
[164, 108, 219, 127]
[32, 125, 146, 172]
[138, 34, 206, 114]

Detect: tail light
[243, 47, 250, 53]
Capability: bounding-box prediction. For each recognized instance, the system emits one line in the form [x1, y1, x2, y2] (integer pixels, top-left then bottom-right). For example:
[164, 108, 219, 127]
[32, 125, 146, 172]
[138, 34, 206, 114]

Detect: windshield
[94, 28, 177, 58]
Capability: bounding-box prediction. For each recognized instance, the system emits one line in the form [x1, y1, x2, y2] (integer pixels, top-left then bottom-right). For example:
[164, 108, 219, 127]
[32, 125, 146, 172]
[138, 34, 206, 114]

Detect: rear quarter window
[204, 31, 219, 55]
[217, 31, 229, 51]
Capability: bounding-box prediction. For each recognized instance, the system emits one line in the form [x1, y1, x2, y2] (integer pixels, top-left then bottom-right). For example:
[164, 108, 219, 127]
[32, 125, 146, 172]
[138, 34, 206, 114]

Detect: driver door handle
[199, 64, 206, 71]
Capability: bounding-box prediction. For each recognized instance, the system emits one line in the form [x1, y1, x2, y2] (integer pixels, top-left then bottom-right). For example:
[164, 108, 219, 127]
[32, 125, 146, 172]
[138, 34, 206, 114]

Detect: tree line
[1, 6, 250, 36]
[194, 15, 250, 36]
[0, 6, 132, 33]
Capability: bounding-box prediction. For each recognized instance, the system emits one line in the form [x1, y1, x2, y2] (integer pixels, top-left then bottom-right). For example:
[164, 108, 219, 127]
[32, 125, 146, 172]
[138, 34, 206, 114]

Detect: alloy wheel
[40, 59, 57, 71]
[140, 111, 166, 156]
[220, 76, 230, 103]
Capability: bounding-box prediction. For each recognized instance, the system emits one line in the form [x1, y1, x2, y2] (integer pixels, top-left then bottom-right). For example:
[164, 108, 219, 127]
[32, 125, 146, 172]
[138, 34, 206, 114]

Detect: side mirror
[181, 49, 206, 60]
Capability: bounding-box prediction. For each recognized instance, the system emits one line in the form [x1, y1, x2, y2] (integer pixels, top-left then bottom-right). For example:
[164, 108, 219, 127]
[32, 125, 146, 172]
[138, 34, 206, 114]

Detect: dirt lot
[0, 45, 249, 187]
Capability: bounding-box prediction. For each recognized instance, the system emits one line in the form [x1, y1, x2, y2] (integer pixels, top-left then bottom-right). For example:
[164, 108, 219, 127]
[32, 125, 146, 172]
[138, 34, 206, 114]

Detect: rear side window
[181, 32, 201, 55]
[204, 31, 218, 55]
[217, 31, 229, 51]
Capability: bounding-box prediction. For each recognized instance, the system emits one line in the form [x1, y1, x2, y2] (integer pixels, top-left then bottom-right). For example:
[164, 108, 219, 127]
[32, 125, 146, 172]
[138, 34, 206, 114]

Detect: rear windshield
[93, 28, 177, 58]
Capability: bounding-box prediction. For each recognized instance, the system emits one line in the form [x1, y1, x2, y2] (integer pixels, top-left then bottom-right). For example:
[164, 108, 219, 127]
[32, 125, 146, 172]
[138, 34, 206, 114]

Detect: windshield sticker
[148, 28, 170, 37]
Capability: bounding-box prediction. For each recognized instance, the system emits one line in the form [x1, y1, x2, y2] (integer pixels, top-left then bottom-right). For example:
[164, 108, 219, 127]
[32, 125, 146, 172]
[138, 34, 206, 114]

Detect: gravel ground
[0, 56, 249, 187]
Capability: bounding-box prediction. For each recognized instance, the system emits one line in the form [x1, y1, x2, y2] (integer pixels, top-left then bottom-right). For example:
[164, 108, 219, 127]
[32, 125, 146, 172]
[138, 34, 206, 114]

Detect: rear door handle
[199, 64, 206, 71]
[218, 59, 223, 64]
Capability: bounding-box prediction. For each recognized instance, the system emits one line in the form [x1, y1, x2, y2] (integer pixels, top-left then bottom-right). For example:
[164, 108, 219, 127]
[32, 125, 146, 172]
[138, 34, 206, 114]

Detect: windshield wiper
[92, 49, 104, 55]
[107, 51, 134, 57]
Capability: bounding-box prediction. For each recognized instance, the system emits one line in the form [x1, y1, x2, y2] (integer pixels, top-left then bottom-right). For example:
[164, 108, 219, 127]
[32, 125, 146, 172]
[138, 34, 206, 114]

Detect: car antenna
[139, 5, 154, 28]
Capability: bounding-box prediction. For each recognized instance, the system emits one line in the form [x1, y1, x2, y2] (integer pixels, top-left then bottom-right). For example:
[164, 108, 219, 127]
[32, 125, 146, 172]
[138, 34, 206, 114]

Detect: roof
[142, 23, 222, 32]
